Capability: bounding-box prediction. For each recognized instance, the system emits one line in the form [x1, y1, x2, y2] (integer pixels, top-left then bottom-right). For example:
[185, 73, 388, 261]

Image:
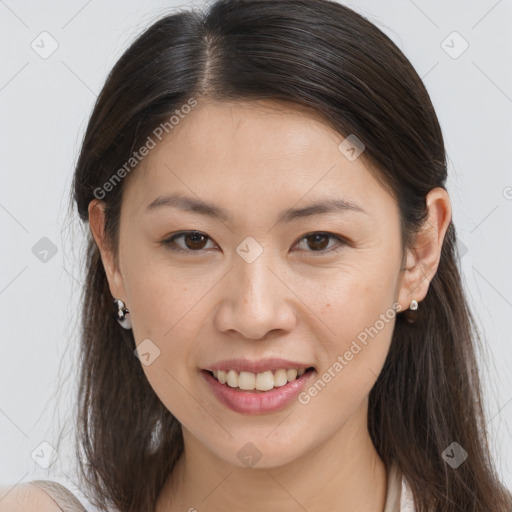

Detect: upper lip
[203, 358, 315, 374]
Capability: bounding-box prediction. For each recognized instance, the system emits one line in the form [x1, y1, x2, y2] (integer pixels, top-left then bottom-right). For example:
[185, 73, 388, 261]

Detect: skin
[89, 99, 451, 511]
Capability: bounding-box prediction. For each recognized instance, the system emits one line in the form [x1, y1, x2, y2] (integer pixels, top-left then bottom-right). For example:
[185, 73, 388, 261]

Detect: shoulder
[0, 482, 63, 511]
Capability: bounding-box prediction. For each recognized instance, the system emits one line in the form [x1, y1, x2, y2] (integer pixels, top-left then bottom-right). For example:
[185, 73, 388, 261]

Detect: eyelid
[160, 231, 218, 254]
[292, 231, 348, 254]
[160, 230, 349, 254]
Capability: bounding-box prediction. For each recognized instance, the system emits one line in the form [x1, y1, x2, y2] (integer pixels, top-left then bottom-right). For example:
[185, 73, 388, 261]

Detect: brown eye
[182, 232, 208, 250]
[161, 231, 346, 255]
[294, 232, 346, 254]
[305, 233, 330, 251]
[161, 231, 216, 253]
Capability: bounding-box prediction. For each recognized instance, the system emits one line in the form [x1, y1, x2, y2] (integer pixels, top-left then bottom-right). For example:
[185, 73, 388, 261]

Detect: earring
[113, 298, 132, 329]
[410, 299, 418, 311]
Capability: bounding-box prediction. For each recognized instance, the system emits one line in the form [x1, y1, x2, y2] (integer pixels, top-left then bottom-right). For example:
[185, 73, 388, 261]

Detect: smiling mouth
[203, 367, 315, 392]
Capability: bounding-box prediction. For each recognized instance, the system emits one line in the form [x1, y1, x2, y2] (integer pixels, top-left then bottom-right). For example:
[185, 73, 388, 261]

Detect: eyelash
[159, 231, 348, 255]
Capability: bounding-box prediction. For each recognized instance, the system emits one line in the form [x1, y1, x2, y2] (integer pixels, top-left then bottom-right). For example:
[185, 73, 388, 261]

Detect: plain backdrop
[1, 0, 511, 495]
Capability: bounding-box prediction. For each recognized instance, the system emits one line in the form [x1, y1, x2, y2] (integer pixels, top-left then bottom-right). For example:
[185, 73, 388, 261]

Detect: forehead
[122, 99, 391, 217]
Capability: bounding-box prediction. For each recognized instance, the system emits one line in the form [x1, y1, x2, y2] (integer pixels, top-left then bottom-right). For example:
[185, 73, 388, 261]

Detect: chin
[208, 434, 313, 470]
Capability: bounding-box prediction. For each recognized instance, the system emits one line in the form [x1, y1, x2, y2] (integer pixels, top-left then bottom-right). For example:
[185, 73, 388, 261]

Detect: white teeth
[227, 370, 238, 388]
[273, 369, 288, 387]
[255, 371, 274, 391]
[210, 367, 310, 391]
[286, 369, 297, 381]
[238, 371, 256, 390]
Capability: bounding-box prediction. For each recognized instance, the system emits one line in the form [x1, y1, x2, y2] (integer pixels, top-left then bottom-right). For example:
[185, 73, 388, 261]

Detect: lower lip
[200, 369, 315, 415]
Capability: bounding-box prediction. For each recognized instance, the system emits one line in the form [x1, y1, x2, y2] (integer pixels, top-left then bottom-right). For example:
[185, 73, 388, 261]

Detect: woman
[4, 0, 510, 510]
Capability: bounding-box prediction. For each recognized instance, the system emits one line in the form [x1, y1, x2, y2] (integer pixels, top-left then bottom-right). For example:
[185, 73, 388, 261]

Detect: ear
[397, 187, 452, 311]
[88, 199, 127, 302]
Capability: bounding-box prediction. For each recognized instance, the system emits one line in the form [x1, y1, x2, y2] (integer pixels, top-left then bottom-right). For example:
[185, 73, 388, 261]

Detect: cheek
[299, 304, 395, 435]
[125, 250, 200, 340]
[129, 285, 204, 424]
[125, 262, 213, 405]
[311, 263, 398, 402]
[318, 261, 398, 346]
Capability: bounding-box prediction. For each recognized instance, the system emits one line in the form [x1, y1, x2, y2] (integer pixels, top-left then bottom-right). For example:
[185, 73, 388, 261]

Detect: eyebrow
[144, 193, 367, 223]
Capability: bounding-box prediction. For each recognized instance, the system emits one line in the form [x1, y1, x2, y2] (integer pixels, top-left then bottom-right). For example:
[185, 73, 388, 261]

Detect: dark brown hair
[63, 0, 512, 510]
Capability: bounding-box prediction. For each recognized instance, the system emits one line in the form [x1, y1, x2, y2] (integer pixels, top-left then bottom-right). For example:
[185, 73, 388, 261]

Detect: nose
[213, 253, 297, 340]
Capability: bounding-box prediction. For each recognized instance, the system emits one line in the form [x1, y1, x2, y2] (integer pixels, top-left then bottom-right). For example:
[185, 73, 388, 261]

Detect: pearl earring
[410, 299, 418, 311]
[113, 298, 132, 329]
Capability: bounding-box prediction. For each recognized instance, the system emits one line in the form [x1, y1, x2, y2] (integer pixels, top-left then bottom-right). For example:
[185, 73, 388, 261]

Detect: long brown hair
[62, 0, 512, 510]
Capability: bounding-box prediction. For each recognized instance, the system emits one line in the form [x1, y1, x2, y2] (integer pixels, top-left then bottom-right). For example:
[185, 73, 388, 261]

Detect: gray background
[1, 0, 511, 494]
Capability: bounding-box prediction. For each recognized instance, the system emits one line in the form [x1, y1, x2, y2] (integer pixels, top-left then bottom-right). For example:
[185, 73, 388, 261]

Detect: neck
[157, 403, 388, 512]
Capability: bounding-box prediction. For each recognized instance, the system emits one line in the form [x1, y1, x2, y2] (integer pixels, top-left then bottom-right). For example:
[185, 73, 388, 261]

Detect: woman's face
[92, 99, 415, 468]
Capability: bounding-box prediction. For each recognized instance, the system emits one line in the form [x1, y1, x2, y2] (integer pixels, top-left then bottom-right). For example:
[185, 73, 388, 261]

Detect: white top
[385, 461, 416, 512]
[29, 462, 416, 511]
